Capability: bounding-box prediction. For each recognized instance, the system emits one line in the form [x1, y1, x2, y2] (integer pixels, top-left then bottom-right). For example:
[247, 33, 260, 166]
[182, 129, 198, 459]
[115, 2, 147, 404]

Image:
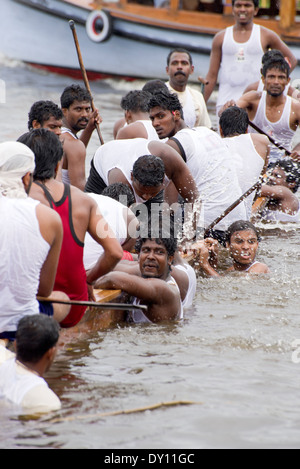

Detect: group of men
[1, 0, 300, 414]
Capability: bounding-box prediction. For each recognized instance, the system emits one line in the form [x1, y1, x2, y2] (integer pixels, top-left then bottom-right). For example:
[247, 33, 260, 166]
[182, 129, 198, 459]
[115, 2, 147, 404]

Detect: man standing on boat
[203, 0, 297, 119]
[60, 84, 101, 191]
[165, 48, 211, 129]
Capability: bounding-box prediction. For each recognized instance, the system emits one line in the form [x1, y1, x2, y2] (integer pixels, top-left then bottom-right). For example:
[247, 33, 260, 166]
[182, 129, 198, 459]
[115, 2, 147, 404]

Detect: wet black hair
[18, 128, 63, 181]
[60, 84, 92, 109]
[120, 90, 152, 113]
[28, 100, 63, 130]
[262, 56, 290, 78]
[269, 159, 300, 193]
[148, 89, 184, 119]
[226, 220, 261, 244]
[142, 80, 168, 95]
[16, 315, 60, 364]
[102, 182, 135, 207]
[219, 106, 249, 136]
[132, 154, 165, 187]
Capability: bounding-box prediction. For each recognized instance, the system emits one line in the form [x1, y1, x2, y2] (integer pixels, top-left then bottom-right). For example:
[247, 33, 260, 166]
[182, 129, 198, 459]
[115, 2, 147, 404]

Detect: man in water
[0, 315, 62, 414]
[148, 88, 246, 245]
[203, 0, 297, 119]
[95, 233, 183, 323]
[257, 159, 300, 223]
[195, 220, 269, 276]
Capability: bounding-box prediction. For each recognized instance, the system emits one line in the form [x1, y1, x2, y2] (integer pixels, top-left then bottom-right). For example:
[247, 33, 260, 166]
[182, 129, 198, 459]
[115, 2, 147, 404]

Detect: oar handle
[249, 120, 291, 155]
[37, 296, 148, 311]
[69, 20, 104, 145]
[204, 179, 262, 236]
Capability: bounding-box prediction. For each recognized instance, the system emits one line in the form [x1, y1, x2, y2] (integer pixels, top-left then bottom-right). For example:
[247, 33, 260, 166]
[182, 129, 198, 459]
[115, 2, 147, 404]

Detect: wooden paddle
[37, 296, 148, 312]
[69, 19, 104, 145]
[249, 120, 291, 155]
[203, 179, 262, 236]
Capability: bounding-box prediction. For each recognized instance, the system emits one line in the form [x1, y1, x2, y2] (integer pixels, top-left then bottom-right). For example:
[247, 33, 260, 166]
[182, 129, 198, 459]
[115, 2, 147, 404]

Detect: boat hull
[1, 0, 300, 82]
[0, 0, 214, 81]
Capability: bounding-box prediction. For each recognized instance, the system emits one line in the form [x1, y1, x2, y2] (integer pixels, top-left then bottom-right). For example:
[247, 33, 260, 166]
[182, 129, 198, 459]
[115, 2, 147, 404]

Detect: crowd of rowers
[1, 43, 300, 413]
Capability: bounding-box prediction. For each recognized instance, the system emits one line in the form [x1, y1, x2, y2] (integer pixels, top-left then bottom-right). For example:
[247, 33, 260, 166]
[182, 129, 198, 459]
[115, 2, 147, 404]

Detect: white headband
[0, 142, 35, 198]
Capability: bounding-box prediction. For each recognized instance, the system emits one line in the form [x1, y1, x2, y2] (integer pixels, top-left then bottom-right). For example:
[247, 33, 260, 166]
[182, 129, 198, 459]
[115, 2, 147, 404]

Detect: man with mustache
[165, 49, 211, 129]
[95, 231, 183, 323]
[60, 84, 100, 191]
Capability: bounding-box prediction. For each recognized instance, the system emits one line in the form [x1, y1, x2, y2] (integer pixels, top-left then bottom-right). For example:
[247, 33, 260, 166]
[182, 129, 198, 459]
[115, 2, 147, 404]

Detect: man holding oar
[255, 159, 300, 223]
[148, 88, 247, 246]
[219, 105, 269, 219]
[232, 56, 300, 164]
[19, 129, 123, 329]
[60, 84, 101, 191]
[95, 226, 183, 323]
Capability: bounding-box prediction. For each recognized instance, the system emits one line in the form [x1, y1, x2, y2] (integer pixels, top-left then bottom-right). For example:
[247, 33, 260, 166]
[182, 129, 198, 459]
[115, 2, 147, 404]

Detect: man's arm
[79, 108, 102, 147]
[262, 26, 297, 72]
[203, 31, 224, 103]
[62, 137, 86, 191]
[35, 204, 63, 297]
[85, 198, 124, 286]
[149, 141, 200, 203]
[94, 271, 180, 321]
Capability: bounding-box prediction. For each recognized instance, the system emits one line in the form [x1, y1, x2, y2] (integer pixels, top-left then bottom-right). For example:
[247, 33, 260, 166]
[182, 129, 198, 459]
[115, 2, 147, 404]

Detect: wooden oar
[203, 179, 262, 236]
[37, 296, 148, 311]
[249, 120, 291, 155]
[69, 19, 104, 145]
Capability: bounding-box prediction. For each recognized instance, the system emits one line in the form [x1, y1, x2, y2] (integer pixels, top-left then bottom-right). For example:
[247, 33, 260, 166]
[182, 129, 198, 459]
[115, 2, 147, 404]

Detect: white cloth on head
[0, 142, 35, 199]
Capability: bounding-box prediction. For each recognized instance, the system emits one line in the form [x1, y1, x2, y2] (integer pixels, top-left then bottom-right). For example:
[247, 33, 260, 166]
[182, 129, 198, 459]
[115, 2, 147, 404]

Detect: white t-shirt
[217, 24, 263, 111]
[83, 193, 132, 270]
[223, 133, 264, 219]
[0, 196, 50, 333]
[172, 127, 246, 231]
[0, 346, 61, 414]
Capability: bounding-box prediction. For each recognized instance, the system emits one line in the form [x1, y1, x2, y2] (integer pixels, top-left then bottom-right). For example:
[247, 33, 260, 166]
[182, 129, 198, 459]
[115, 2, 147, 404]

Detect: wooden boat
[1, 0, 300, 82]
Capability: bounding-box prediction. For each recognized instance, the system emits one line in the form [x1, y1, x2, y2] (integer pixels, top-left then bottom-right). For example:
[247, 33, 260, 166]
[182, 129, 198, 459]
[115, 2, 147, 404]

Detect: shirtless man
[18, 129, 124, 329]
[256, 159, 300, 223]
[148, 89, 247, 245]
[60, 84, 100, 191]
[0, 141, 70, 342]
[27, 100, 63, 137]
[166, 48, 211, 129]
[234, 56, 300, 164]
[219, 105, 269, 219]
[115, 90, 159, 140]
[196, 220, 269, 276]
[95, 235, 183, 323]
[204, 0, 297, 117]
